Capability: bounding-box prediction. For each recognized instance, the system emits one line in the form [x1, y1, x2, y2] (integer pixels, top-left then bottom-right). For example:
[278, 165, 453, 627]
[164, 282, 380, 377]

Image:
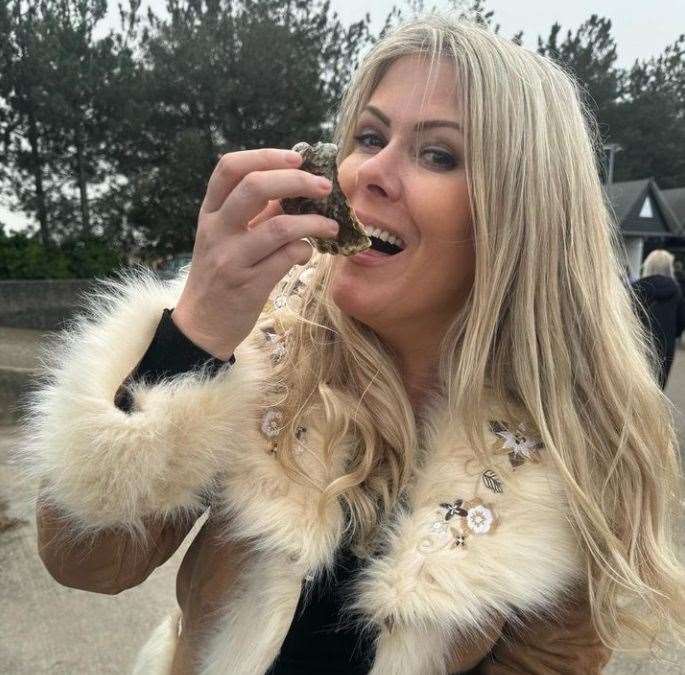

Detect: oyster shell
[281, 142, 371, 256]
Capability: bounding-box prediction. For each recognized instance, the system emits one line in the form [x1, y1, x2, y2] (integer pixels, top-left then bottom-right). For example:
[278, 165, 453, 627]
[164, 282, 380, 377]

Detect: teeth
[362, 225, 405, 250]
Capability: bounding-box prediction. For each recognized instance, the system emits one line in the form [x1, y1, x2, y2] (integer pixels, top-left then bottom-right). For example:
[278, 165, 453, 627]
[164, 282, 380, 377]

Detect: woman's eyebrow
[363, 104, 462, 133]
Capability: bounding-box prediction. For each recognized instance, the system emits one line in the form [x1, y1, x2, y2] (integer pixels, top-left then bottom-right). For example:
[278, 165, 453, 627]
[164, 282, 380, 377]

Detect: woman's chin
[330, 284, 387, 327]
[330, 259, 404, 322]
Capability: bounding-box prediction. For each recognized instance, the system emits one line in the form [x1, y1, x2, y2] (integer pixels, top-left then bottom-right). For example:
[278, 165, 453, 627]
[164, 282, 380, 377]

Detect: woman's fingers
[200, 148, 302, 215]
[217, 168, 331, 233]
[239, 213, 338, 267]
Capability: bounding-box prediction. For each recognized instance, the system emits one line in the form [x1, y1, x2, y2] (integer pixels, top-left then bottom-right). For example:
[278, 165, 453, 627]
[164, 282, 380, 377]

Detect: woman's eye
[352, 132, 456, 170]
[353, 132, 383, 148]
[423, 149, 456, 170]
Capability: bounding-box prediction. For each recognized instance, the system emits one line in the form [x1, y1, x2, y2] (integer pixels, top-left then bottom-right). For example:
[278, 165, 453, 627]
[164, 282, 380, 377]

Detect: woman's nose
[354, 147, 402, 202]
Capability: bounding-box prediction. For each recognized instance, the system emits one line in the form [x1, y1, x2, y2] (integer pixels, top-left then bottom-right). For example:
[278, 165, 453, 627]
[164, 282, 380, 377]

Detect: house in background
[604, 178, 683, 281]
[663, 186, 685, 234]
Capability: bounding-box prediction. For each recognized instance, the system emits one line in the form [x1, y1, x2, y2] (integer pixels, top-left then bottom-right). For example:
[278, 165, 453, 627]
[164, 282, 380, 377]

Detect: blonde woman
[18, 13, 684, 675]
[631, 249, 685, 388]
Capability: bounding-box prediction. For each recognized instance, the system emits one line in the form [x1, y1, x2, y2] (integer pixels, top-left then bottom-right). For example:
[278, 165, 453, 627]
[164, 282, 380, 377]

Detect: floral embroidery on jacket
[261, 409, 283, 438]
[418, 497, 496, 554]
[259, 409, 309, 457]
[417, 418, 542, 555]
[481, 468, 503, 494]
[261, 326, 289, 365]
[488, 420, 544, 468]
[260, 409, 282, 453]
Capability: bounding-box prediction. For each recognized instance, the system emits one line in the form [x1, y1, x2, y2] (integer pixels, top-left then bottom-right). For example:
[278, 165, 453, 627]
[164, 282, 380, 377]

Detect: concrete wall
[0, 279, 101, 330]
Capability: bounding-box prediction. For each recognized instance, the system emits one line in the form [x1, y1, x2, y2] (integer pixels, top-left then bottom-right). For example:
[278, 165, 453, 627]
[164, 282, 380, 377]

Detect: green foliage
[537, 16, 684, 187]
[537, 15, 621, 126]
[0, 226, 123, 278]
[612, 34, 685, 188]
[0, 0, 683, 264]
[114, 0, 378, 255]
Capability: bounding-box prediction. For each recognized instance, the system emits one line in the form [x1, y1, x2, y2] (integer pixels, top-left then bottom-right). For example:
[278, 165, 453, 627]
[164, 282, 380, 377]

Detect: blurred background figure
[632, 249, 685, 389]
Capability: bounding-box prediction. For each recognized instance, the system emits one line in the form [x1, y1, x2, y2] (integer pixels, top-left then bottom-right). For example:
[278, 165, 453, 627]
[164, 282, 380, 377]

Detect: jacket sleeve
[472, 591, 612, 674]
[113, 307, 234, 414]
[36, 482, 198, 595]
[15, 266, 271, 569]
[33, 302, 237, 594]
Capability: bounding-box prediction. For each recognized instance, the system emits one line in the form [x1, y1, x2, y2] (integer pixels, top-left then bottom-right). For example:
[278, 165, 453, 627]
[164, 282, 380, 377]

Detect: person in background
[631, 249, 685, 389]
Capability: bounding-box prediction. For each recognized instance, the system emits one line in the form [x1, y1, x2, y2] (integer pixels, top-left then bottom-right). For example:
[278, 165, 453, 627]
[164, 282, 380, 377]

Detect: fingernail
[316, 176, 332, 190]
[284, 151, 302, 164]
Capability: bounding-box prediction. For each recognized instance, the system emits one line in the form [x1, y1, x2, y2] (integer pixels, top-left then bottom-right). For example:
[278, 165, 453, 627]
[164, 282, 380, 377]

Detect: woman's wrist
[170, 307, 238, 362]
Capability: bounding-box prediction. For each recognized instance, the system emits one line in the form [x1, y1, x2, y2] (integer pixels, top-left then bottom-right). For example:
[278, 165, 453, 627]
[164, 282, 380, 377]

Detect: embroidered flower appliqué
[489, 420, 543, 468]
[270, 340, 287, 364]
[418, 497, 495, 554]
[260, 409, 283, 454]
[481, 469, 503, 494]
[294, 425, 307, 455]
[466, 504, 493, 534]
[439, 498, 468, 520]
[261, 409, 283, 438]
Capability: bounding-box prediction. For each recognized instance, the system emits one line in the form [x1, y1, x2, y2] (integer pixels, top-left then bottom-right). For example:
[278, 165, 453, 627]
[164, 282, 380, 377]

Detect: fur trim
[14, 261, 586, 673]
[199, 385, 583, 675]
[14, 267, 273, 544]
[199, 552, 305, 675]
[132, 608, 180, 675]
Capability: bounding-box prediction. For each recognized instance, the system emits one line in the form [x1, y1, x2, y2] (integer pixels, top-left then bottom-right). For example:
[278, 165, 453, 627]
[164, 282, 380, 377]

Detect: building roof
[662, 187, 685, 229]
[604, 178, 682, 236]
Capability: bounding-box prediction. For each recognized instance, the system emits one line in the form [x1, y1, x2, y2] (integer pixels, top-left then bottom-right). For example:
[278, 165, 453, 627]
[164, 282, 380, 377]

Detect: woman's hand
[172, 148, 339, 360]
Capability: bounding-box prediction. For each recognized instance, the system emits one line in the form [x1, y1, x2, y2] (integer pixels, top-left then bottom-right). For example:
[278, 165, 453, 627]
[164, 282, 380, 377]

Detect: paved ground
[1, 345, 683, 673]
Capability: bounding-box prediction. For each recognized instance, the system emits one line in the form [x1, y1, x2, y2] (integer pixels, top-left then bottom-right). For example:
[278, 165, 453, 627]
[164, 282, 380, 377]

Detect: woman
[17, 14, 684, 674]
[631, 249, 685, 389]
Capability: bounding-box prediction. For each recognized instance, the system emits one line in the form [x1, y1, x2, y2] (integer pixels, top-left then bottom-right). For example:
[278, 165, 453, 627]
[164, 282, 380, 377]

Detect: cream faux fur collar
[202, 324, 582, 674]
[18, 263, 583, 675]
[202, 266, 583, 674]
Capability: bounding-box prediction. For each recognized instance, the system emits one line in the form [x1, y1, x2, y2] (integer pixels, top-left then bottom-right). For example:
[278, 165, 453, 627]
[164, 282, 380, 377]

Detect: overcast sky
[3, 0, 684, 232]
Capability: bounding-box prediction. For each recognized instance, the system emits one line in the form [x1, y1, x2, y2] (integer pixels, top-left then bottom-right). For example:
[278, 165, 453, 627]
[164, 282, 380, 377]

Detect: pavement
[0, 339, 684, 673]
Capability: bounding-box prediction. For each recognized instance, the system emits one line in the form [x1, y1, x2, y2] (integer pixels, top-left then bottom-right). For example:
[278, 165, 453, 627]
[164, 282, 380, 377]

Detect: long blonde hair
[262, 13, 684, 651]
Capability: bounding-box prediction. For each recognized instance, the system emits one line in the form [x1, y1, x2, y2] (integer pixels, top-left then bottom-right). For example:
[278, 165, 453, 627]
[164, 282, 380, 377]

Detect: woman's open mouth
[351, 235, 409, 266]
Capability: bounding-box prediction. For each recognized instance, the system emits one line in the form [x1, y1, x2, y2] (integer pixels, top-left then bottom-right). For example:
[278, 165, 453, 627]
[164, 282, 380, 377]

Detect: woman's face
[331, 54, 475, 353]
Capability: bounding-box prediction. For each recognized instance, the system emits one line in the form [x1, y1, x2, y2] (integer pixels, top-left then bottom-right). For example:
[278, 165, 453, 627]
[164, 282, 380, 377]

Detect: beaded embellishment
[262, 327, 288, 365]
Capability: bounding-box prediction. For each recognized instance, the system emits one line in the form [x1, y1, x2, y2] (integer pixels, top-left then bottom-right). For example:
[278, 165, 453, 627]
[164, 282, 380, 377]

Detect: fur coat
[19, 264, 611, 674]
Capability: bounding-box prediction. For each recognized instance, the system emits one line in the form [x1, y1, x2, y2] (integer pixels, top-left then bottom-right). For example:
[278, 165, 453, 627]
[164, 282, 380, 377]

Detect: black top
[631, 274, 685, 388]
[113, 308, 377, 673]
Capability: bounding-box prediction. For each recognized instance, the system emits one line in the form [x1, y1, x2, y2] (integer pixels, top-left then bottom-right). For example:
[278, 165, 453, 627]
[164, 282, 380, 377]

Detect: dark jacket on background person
[631, 274, 685, 389]
[22, 265, 611, 674]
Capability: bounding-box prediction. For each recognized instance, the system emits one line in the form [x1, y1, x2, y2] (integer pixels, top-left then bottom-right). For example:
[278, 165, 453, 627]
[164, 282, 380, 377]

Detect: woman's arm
[16, 268, 269, 581]
[36, 487, 198, 595]
[33, 306, 230, 593]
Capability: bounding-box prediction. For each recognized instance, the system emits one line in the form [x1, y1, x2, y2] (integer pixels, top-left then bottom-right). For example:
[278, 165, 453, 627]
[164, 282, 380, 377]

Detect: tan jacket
[22, 265, 611, 674]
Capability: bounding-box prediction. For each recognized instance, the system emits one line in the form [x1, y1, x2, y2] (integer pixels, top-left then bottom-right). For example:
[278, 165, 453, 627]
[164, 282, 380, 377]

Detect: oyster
[281, 142, 371, 256]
